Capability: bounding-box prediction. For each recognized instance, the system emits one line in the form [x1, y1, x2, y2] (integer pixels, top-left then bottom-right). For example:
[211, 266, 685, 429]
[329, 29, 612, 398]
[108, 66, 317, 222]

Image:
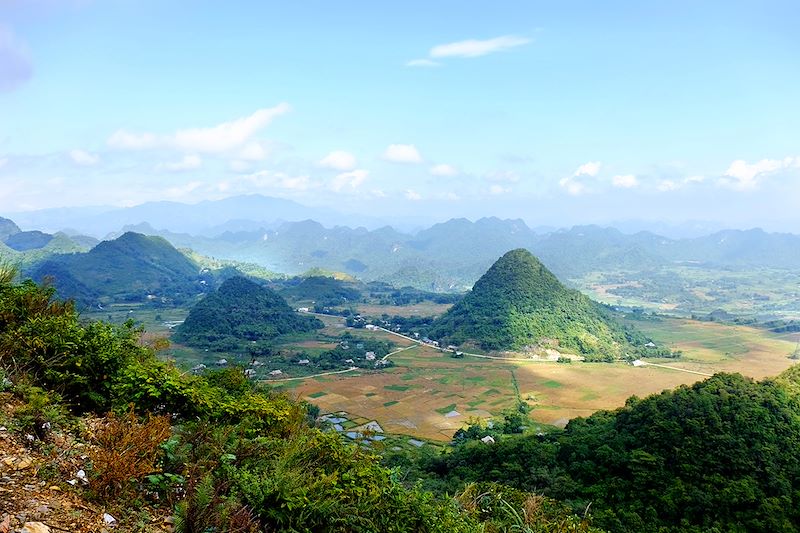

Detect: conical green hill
[429, 249, 627, 360]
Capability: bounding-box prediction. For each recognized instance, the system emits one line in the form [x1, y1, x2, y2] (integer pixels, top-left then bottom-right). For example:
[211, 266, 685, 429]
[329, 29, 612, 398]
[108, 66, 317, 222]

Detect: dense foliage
[174, 276, 323, 351]
[417, 371, 800, 532]
[429, 249, 633, 360]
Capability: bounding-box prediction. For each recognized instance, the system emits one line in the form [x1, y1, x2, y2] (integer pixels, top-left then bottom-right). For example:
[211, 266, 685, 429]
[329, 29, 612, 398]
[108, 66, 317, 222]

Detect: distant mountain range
[96, 218, 800, 291]
[5, 197, 800, 294]
[7, 195, 392, 237]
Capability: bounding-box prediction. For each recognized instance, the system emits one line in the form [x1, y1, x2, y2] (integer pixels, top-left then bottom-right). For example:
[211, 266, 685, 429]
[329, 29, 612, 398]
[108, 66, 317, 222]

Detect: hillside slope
[30, 231, 207, 305]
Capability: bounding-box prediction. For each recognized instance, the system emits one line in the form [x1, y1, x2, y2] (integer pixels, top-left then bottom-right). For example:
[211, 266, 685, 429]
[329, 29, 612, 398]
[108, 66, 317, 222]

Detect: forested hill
[174, 275, 323, 349]
[418, 368, 800, 532]
[428, 249, 632, 360]
[29, 231, 208, 305]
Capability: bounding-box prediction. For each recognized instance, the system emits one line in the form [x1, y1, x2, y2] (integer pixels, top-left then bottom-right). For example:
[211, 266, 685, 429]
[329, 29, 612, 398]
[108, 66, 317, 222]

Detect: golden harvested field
[290, 315, 800, 442]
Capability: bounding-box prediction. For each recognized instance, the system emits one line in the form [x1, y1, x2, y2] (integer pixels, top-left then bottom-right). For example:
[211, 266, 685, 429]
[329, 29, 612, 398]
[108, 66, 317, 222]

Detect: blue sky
[1, 0, 799, 230]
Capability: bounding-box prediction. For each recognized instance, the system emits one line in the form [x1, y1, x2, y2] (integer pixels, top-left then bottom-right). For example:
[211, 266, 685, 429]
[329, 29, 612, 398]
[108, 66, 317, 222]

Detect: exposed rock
[20, 523, 51, 533]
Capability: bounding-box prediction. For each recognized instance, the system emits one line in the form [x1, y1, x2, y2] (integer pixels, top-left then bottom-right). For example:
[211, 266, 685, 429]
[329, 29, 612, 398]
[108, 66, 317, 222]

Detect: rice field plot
[292, 343, 518, 441]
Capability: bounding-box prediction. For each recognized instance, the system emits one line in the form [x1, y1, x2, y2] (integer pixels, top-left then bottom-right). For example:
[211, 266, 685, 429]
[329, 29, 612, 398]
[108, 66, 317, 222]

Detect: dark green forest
[174, 276, 323, 351]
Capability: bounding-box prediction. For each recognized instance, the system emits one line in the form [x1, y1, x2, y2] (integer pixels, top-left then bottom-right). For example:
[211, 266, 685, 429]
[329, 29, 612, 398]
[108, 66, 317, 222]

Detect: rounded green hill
[174, 275, 323, 349]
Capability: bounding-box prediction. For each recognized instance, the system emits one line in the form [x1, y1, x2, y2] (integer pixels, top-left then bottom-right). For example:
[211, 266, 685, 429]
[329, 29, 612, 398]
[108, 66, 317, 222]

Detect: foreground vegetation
[0, 268, 600, 532]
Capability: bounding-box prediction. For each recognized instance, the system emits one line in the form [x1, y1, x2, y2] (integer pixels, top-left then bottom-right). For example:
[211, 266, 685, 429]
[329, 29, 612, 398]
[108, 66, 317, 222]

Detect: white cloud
[574, 161, 601, 177]
[430, 35, 530, 58]
[158, 154, 202, 172]
[406, 59, 440, 68]
[69, 149, 99, 166]
[0, 158, 9, 169]
[330, 169, 369, 192]
[319, 150, 357, 171]
[238, 141, 270, 161]
[657, 175, 705, 192]
[383, 144, 423, 164]
[107, 103, 291, 153]
[559, 176, 586, 196]
[405, 189, 422, 201]
[489, 185, 511, 195]
[612, 174, 638, 188]
[218, 170, 314, 193]
[429, 163, 459, 177]
[721, 157, 799, 190]
[559, 161, 602, 195]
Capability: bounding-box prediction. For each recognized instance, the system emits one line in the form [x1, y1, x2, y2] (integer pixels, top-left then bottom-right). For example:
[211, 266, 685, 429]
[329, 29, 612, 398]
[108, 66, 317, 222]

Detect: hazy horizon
[2, 1, 799, 232]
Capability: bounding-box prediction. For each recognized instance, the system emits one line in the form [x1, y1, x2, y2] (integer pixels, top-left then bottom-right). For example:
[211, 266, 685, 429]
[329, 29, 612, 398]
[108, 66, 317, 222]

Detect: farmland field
[290, 314, 800, 441]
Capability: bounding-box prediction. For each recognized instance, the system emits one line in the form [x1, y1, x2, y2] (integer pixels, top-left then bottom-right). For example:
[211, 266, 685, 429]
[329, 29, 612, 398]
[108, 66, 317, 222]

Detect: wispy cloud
[611, 174, 638, 188]
[574, 161, 601, 177]
[108, 104, 291, 153]
[319, 150, 357, 171]
[157, 154, 202, 172]
[430, 35, 531, 59]
[559, 161, 602, 195]
[69, 149, 99, 166]
[406, 59, 440, 68]
[405, 189, 422, 201]
[407, 35, 530, 68]
[383, 144, 423, 164]
[489, 185, 511, 195]
[429, 163, 458, 177]
[330, 169, 368, 192]
[217, 170, 314, 194]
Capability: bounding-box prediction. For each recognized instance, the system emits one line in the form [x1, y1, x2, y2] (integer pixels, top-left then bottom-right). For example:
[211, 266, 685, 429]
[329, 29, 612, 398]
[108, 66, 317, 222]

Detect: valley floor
[285, 315, 799, 441]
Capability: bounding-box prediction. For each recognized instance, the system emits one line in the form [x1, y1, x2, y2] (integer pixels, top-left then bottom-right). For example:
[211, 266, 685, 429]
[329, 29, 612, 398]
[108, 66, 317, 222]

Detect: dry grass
[90, 409, 171, 499]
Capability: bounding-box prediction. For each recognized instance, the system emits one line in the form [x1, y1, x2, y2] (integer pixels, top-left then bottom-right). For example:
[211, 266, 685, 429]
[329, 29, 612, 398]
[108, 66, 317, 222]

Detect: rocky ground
[0, 393, 174, 533]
